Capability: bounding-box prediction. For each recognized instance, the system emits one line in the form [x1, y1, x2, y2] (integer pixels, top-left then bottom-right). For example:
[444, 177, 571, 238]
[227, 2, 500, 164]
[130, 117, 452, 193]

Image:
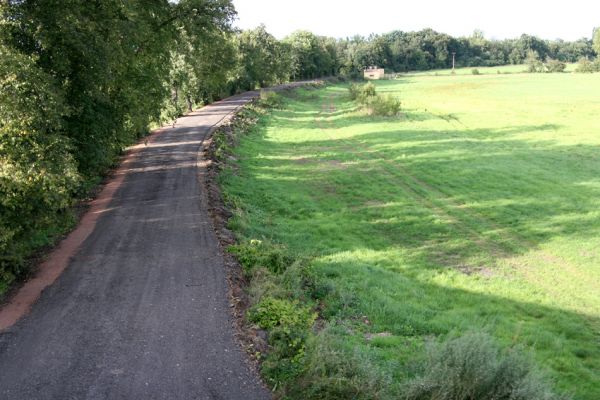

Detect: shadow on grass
[312, 254, 600, 398]
[226, 120, 600, 396]
[234, 117, 600, 255]
[223, 87, 600, 399]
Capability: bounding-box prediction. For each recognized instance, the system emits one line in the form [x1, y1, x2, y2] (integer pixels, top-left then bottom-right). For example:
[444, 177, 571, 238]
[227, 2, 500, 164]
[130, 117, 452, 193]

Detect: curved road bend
[0, 92, 270, 399]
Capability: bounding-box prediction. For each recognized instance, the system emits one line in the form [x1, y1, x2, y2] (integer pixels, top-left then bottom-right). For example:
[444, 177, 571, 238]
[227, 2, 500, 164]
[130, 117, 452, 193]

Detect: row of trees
[324, 29, 599, 77]
[233, 27, 600, 82]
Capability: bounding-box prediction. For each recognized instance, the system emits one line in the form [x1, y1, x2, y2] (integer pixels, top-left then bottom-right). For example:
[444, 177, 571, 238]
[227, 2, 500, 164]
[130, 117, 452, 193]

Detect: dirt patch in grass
[294, 157, 314, 165]
[320, 159, 348, 170]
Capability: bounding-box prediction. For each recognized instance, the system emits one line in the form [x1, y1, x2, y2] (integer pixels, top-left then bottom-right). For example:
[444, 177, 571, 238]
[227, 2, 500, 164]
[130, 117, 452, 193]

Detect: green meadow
[405, 62, 578, 76]
[222, 72, 600, 398]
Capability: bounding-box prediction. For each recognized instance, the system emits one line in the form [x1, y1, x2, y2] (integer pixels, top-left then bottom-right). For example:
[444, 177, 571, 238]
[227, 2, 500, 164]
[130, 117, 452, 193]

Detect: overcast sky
[231, 0, 599, 41]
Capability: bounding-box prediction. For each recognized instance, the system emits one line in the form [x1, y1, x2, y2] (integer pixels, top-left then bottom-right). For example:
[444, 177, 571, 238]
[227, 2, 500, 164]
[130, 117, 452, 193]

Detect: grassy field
[221, 73, 600, 398]
[406, 63, 578, 76]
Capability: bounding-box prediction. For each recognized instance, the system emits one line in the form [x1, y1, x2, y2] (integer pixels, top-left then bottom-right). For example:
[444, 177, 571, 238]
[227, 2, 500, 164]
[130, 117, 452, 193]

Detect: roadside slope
[0, 92, 269, 399]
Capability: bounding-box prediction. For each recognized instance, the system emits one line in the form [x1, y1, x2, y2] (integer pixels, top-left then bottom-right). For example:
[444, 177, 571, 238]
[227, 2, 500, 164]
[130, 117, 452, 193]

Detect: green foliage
[288, 324, 394, 399]
[0, 0, 237, 292]
[259, 90, 284, 109]
[575, 57, 600, 73]
[284, 30, 338, 79]
[2, 0, 236, 178]
[233, 25, 291, 90]
[364, 93, 402, 116]
[526, 50, 545, 73]
[228, 240, 294, 274]
[336, 29, 592, 75]
[545, 59, 566, 73]
[0, 43, 79, 282]
[249, 296, 316, 331]
[348, 82, 361, 100]
[349, 82, 400, 116]
[360, 81, 377, 98]
[471, 68, 480, 75]
[593, 27, 600, 56]
[404, 332, 569, 400]
[348, 82, 377, 102]
[249, 296, 317, 385]
[220, 80, 600, 398]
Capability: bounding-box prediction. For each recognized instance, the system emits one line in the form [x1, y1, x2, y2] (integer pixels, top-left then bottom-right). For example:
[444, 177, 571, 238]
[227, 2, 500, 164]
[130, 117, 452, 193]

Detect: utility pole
[452, 52, 456, 72]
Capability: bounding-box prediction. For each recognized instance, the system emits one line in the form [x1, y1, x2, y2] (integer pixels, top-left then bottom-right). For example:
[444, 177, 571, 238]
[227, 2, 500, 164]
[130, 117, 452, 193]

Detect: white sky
[232, 0, 600, 41]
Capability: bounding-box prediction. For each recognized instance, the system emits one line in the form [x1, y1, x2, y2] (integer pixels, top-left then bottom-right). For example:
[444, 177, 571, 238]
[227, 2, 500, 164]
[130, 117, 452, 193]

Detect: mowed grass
[222, 74, 600, 398]
[407, 63, 578, 76]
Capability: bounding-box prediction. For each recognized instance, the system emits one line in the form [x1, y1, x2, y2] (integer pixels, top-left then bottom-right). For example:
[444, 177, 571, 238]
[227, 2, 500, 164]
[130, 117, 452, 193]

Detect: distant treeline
[264, 28, 600, 80]
[334, 29, 599, 74]
[0, 0, 598, 284]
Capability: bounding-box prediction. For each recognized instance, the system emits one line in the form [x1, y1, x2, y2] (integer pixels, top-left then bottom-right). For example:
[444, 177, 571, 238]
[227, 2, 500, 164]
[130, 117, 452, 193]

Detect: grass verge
[208, 79, 592, 399]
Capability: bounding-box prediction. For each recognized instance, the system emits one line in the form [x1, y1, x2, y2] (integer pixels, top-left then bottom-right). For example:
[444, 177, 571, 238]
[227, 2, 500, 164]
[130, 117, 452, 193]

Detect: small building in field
[364, 66, 385, 80]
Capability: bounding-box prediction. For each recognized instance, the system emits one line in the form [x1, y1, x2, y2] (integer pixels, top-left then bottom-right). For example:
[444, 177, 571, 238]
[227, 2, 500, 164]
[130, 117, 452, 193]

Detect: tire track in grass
[314, 93, 600, 297]
[313, 94, 508, 271]
[355, 103, 598, 290]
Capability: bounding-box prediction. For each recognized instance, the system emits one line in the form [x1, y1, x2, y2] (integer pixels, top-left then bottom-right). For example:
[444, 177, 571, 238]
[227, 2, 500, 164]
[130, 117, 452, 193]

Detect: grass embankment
[218, 75, 600, 399]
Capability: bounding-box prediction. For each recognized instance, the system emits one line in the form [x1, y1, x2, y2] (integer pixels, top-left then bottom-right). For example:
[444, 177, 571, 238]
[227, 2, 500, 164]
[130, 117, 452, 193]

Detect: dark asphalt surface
[0, 92, 270, 400]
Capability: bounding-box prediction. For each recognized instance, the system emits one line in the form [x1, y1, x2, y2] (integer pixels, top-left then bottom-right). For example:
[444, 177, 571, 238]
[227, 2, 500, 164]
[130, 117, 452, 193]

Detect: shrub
[404, 332, 569, 400]
[348, 82, 361, 100]
[364, 93, 401, 117]
[249, 296, 316, 331]
[526, 50, 545, 73]
[471, 68, 480, 75]
[282, 261, 331, 301]
[545, 59, 566, 73]
[348, 82, 401, 117]
[575, 57, 599, 73]
[360, 81, 377, 98]
[228, 240, 294, 275]
[286, 324, 394, 400]
[249, 297, 317, 385]
[259, 89, 283, 108]
[348, 81, 377, 102]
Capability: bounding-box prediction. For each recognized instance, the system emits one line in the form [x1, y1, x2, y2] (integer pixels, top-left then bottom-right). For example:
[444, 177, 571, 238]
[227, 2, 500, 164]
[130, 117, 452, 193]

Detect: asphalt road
[0, 92, 270, 400]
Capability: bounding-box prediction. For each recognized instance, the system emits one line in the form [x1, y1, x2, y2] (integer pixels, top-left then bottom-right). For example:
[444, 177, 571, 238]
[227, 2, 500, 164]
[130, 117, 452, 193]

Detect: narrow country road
[0, 92, 270, 399]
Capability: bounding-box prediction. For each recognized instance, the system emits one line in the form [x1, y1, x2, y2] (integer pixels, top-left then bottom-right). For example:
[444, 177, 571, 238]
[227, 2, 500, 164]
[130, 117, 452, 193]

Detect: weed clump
[404, 332, 570, 400]
[249, 296, 316, 331]
[471, 68, 480, 75]
[246, 271, 318, 386]
[228, 240, 320, 386]
[228, 240, 293, 275]
[288, 324, 394, 400]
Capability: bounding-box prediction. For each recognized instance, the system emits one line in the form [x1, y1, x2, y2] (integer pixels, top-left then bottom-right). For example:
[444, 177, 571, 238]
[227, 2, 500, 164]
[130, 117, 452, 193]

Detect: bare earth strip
[0, 92, 271, 400]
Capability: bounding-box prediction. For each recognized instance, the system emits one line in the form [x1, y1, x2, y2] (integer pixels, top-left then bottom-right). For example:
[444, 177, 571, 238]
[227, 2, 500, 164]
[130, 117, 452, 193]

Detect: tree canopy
[0, 0, 238, 278]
